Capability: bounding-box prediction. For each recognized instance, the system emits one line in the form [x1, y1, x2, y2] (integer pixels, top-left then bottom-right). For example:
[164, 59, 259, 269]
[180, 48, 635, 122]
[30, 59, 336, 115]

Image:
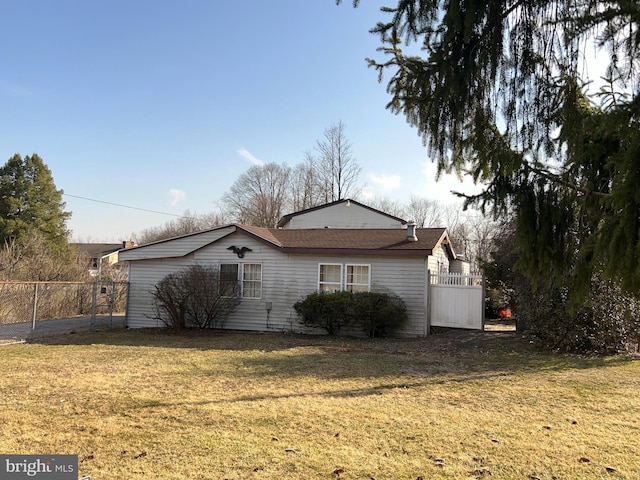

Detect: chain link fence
[0, 281, 128, 344]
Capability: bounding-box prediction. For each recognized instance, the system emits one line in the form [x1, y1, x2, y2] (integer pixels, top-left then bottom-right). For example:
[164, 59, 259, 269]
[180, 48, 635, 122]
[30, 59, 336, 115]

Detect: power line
[63, 193, 183, 218]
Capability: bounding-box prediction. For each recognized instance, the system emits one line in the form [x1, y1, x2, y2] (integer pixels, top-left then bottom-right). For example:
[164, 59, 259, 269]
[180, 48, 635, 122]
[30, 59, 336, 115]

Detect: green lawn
[0, 329, 638, 479]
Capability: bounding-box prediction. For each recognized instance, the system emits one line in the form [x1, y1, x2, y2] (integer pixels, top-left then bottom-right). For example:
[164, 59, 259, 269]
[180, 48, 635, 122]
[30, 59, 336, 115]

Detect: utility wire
[63, 193, 183, 218]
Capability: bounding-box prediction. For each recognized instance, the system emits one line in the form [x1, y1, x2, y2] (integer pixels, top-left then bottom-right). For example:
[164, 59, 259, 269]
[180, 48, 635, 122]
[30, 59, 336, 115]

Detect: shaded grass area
[1, 329, 638, 479]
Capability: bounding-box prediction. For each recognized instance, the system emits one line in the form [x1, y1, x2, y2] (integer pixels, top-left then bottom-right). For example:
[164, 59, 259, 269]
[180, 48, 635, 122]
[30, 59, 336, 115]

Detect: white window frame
[220, 262, 262, 299]
[345, 264, 371, 292]
[241, 263, 262, 299]
[317, 263, 371, 292]
[220, 263, 240, 297]
[318, 263, 343, 293]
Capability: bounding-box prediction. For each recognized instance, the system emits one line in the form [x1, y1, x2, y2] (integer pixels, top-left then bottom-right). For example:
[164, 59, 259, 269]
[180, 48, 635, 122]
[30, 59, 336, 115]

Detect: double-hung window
[318, 264, 342, 292]
[318, 263, 370, 292]
[242, 263, 262, 299]
[220, 263, 262, 298]
[220, 263, 240, 297]
[345, 264, 370, 292]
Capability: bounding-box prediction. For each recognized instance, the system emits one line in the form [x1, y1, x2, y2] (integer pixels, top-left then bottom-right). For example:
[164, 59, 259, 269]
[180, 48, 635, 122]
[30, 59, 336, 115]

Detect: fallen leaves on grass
[471, 467, 492, 476]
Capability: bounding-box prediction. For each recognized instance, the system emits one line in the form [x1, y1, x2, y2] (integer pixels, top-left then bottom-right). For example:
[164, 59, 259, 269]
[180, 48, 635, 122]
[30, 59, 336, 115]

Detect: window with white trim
[318, 263, 370, 292]
[345, 264, 370, 292]
[220, 263, 239, 296]
[220, 263, 262, 298]
[242, 263, 262, 299]
[318, 263, 342, 292]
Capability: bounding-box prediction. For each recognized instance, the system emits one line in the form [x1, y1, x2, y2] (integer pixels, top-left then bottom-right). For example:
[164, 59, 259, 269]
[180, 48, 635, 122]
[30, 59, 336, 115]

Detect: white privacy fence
[428, 272, 484, 330]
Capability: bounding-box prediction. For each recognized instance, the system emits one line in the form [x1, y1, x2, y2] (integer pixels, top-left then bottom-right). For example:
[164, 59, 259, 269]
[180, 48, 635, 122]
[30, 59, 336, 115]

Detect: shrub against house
[150, 265, 240, 329]
[294, 291, 408, 337]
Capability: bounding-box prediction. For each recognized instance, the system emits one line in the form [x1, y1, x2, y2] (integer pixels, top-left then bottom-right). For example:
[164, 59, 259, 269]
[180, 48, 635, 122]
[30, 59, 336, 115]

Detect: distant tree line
[0, 137, 497, 285]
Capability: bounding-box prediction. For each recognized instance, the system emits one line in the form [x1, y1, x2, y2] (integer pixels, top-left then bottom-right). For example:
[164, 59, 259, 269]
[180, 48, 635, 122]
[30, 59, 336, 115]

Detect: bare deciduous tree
[134, 210, 227, 245]
[316, 121, 361, 202]
[439, 206, 501, 272]
[465, 213, 501, 271]
[367, 197, 407, 219]
[406, 195, 443, 227]
[0, 231, 85, 281]
[223, 163, 291, 227]
[291, 152, 324, 212]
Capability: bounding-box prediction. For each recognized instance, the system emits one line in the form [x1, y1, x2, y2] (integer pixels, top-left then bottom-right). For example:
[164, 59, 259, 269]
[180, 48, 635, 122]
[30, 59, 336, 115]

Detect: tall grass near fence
[0, 281, 128, 325]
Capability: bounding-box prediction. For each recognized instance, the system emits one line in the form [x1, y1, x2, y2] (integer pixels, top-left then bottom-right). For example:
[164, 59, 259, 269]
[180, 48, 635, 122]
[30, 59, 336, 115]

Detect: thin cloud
[169, 188, 186, 206]
[0, 80, 38, 97]
[419, 160, 482, 199]
[369, 173, 401, 192]
[237, 147, 264, 166]
[360, 185, 375, 200]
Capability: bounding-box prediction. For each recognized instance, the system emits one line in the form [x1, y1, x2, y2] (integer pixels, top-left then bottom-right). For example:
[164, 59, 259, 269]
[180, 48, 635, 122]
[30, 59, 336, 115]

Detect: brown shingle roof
[72, 243, 123, 258]
[239, 225, 450, 256]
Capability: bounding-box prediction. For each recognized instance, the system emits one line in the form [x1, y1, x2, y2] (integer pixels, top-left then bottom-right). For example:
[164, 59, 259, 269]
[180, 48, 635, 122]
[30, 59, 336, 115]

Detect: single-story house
[119, 199, 471, 336]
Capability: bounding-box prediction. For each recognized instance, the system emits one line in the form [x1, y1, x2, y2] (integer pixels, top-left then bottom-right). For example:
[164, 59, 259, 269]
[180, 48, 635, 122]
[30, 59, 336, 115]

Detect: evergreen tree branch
[524, 163, 611, 199]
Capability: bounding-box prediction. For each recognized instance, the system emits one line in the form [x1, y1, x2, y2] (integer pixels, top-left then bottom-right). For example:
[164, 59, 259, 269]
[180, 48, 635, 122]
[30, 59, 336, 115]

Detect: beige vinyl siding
[449, 258, 471, 275]
[126, 256, 197, 328]
[427, 245, 450, 274]
[284, 203, 404, 229]
[255, 253, 428, 337]
[192, 234, 285, 332]
[120, 226, 235, 261]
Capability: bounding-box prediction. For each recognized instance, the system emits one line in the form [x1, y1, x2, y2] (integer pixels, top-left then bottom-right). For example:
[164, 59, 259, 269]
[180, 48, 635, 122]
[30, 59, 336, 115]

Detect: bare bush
[150, 265, 241, 329]
[0, 232, 85, 281]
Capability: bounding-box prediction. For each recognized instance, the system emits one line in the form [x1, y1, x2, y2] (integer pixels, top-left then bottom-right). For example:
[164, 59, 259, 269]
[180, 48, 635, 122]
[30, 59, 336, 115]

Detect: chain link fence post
[1, 281, 128, 343]
[90, 281, 98, 331]
[31, 282, 39, 334]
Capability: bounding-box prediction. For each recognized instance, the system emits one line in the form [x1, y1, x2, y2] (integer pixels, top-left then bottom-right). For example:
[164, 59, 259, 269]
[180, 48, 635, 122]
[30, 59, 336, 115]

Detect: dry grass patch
[0, 329, 638, 479]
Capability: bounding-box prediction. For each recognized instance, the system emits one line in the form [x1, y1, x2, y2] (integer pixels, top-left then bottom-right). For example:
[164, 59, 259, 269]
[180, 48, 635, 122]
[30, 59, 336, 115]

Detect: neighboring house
[119, 199, 473, 336]
[73, 241, 135, 270]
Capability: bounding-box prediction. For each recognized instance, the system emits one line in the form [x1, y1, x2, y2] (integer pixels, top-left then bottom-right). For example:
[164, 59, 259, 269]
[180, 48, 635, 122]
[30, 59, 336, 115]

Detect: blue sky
[1, 1, 481, 241]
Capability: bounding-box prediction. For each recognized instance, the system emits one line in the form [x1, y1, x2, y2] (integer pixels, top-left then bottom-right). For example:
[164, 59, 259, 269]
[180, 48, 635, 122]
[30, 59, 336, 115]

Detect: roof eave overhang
[281, 247, 433, 256]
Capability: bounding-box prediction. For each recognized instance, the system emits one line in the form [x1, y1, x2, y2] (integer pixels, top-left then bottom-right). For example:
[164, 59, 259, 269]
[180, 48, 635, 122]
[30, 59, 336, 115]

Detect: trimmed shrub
[352, 292, 408, 338]
[293, 291, 408, 337]
[293, 291, 355, 335]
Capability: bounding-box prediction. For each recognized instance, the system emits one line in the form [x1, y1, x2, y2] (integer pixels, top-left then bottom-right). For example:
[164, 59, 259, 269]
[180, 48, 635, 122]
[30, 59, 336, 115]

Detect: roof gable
[276, 199, 406, 229]
[118, 225, 236, 261]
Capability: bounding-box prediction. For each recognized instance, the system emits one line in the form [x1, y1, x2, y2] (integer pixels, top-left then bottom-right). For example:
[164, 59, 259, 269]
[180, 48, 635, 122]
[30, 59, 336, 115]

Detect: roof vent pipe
[406, 220, 418, 242]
